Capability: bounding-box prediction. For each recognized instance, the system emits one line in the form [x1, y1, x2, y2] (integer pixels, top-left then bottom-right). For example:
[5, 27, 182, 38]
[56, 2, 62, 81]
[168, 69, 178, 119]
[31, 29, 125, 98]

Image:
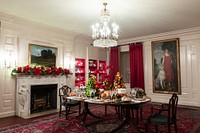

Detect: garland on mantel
[11, 65, 71, 76]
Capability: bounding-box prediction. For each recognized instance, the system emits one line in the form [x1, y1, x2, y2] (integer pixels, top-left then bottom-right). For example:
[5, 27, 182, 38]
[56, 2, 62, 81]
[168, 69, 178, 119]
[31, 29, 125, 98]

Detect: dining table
[67, 96, 151, 133]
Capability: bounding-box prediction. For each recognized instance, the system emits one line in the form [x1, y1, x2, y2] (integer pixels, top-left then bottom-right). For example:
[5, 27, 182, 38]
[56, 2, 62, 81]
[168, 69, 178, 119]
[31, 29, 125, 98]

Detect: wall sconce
[64, 52, 75, 70]
[3, 35, 18, 69]
[4, 49, 16, 69]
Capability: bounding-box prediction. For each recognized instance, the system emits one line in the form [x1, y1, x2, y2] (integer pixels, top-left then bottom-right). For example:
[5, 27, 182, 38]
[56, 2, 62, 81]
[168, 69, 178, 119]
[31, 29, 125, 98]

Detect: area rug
[0, 103, 200, 133]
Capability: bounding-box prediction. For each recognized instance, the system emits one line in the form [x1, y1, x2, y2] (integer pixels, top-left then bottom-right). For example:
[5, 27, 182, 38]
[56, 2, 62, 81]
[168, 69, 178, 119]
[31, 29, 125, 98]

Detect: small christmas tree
[113, 72, 125, 90]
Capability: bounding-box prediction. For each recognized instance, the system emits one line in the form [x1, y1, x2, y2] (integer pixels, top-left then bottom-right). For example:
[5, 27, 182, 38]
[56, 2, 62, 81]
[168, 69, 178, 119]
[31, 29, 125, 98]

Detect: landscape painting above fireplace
[29, 44, 57, 67]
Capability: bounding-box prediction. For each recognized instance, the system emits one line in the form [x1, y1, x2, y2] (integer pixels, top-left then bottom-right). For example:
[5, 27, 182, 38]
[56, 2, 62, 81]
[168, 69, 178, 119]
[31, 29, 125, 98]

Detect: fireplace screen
[31, 84, 57, 114]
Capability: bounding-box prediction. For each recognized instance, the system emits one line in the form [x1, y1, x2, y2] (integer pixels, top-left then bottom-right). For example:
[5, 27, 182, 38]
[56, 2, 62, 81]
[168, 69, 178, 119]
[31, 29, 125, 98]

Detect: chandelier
[91, 3, 119, 48]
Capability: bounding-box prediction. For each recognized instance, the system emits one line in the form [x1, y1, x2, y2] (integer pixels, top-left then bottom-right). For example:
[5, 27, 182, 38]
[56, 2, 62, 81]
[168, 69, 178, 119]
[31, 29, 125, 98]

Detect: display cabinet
[98, 60, 106, 80]
[75, 58, 85, 87]
[88, 59, 97, 78]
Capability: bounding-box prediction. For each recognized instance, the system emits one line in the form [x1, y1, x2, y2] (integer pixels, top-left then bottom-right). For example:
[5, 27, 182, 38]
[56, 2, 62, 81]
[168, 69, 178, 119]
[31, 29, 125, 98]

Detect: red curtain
[129, 43, 145, 90]
[109, 46, 119, 82]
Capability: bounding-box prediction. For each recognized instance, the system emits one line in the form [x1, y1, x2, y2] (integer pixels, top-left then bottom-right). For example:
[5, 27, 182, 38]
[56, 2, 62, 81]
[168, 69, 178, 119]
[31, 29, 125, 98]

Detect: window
[119, 52, 130, 83]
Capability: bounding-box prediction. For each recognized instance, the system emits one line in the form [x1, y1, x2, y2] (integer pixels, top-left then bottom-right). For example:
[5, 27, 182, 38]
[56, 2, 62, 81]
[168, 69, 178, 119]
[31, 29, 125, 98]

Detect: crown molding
[119, 26, 200, 45]
[0, 12, 91, 41]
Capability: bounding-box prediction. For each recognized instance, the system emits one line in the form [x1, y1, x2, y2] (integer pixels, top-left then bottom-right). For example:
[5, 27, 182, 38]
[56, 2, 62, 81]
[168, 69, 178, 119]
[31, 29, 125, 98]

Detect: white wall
[0, 13, 107, 118]
[1, 11, 199, 118]
[119, 27, 200, 107]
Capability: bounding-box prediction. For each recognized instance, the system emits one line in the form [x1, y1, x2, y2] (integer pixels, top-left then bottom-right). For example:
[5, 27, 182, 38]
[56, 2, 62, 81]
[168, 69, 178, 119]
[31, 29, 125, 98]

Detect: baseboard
[0, 111, 15, 118]
[149, 101, 200, 110]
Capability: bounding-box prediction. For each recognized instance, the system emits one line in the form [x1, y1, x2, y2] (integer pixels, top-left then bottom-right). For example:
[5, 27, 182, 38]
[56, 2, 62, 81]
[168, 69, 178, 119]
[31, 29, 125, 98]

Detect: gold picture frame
[151, 38, 181, 94]
[29, 44, 57, 67]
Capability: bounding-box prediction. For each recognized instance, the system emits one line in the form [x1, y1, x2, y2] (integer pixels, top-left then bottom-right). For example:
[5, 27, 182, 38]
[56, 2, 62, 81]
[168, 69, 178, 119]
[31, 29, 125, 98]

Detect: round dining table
[67, 96, 150, 133]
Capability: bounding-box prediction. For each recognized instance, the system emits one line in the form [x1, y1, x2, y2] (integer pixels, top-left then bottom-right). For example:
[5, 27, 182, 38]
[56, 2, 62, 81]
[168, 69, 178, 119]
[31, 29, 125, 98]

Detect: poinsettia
[11, 65, 71, 76]
[95, 65, 113, 90]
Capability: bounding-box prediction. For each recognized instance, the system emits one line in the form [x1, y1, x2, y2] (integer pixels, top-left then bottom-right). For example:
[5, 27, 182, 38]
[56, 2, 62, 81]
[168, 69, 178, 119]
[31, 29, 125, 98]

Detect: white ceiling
[0, 0, 200, 40]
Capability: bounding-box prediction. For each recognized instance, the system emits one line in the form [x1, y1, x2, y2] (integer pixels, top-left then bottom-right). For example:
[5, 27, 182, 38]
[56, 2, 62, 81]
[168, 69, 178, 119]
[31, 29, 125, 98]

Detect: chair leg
[59, 105, 62, 117]
[174, 122, 178, 133]
[115, 106, 120, 119]
[136, 109, 139, 124]
[115, 106, 119, 114]
[65, 106, 68, 119]
[65, 106, 71, 119]
[168, 125, 171, 133]
[155, 125, 158, 133]
[105, 105, 107, 116]
[131, 108, 134, 118]
[121, 106, 126, 118]
[79, 102, 81, 115]
[121, 106, 123, 118]
[140, 107, 143, 120]
[145, 123, 148, 133]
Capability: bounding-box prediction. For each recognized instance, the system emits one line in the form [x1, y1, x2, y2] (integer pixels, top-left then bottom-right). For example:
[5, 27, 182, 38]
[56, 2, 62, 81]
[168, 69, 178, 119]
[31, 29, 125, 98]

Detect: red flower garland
[11, 65, 70, 76]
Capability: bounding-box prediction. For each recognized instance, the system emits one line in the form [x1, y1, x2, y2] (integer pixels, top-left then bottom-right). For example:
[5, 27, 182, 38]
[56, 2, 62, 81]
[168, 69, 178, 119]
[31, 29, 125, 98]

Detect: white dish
[131, 99, 141, 103]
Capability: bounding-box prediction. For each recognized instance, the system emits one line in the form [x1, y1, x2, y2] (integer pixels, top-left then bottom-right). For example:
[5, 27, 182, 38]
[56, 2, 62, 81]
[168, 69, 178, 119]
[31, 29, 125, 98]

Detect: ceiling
[0, 0, 200, 40]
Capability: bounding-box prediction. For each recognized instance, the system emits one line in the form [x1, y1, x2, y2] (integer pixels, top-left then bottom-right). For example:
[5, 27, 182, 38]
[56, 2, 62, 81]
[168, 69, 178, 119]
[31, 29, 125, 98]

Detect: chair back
[59, 85, 72, 103]
[168, 93, 178, 122]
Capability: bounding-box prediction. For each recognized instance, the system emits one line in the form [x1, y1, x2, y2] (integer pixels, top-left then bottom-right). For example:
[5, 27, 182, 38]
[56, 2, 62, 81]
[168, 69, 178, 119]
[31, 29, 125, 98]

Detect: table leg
[79, 102, 101, 124]
[110, 105, 144, 133]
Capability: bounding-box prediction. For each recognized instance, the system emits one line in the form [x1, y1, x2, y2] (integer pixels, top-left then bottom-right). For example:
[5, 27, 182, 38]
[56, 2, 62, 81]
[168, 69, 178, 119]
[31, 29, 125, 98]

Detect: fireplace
[30, 84, 57, 114]
[16, 76, 68, 118]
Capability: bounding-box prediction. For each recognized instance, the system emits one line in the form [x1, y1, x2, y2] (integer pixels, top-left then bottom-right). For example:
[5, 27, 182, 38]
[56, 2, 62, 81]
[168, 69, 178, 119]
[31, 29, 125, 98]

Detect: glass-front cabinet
[75, 58, 85, 87]
[88, 59, 97, 79]
[98, 60, 106, 80]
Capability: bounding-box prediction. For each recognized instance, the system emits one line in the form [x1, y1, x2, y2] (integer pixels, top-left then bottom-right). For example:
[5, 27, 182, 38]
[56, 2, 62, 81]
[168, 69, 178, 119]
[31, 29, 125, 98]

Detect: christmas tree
[113, 72, 125, 90]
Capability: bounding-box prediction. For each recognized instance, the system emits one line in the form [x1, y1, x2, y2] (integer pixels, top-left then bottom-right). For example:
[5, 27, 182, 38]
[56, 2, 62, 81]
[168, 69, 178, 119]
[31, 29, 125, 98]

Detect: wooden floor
[0, 116, 28, 127]
[0, 106, 81, 127]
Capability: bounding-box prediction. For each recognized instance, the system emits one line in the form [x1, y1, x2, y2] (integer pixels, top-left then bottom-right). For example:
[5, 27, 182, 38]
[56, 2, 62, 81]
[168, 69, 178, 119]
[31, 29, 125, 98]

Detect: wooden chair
[130, 104, 143, 124]
[59, 85, 81, 119]
[145, 93, 178, 133]
[115, 104, 143, 124]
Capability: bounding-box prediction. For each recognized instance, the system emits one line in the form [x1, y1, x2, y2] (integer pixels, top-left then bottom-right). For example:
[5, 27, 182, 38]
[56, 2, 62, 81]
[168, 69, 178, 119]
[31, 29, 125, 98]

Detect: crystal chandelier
[91, 3, 119, 48]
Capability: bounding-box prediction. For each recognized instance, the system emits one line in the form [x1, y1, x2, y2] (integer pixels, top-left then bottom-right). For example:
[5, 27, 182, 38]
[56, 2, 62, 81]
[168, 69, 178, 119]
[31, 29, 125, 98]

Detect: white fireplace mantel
[16, 76, 67, 117]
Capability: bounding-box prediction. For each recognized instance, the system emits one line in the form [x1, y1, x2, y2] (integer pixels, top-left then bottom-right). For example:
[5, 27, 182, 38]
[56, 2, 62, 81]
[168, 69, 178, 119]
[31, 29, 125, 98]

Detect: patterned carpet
[0, 103, 200, 133]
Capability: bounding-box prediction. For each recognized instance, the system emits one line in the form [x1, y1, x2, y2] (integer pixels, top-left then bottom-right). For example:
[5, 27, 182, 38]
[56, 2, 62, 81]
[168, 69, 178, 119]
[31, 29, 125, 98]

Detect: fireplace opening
[31, 84, 57, 114]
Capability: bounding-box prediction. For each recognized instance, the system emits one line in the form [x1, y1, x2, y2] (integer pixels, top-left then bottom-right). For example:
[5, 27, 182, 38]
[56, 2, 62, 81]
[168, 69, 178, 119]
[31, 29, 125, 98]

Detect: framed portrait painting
[151, 38, 181, 94]
[29, 44, 57, 67]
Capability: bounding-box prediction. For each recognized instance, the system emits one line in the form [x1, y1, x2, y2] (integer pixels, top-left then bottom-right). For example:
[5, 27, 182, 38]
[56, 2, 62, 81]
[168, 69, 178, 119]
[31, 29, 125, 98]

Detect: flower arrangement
[136, 88, 146, 98]
[94, 66, 112, 90]
[11, 65, 71, 76]
[85, 75, 97, 97]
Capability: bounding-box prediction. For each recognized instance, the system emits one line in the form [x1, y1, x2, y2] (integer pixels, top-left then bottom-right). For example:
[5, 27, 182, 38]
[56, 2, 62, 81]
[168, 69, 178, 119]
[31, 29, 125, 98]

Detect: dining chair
[145, 93, 178, 133]
[59, 85, 81, 119]
[116, 88, 143, 124]
[130, 104, 143, 124]
[114, 104, 143, 124]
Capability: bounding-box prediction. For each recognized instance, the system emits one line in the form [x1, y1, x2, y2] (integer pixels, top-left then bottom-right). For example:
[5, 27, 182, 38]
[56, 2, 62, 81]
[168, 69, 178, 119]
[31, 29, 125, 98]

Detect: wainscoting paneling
[119, 27, 200, 106]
